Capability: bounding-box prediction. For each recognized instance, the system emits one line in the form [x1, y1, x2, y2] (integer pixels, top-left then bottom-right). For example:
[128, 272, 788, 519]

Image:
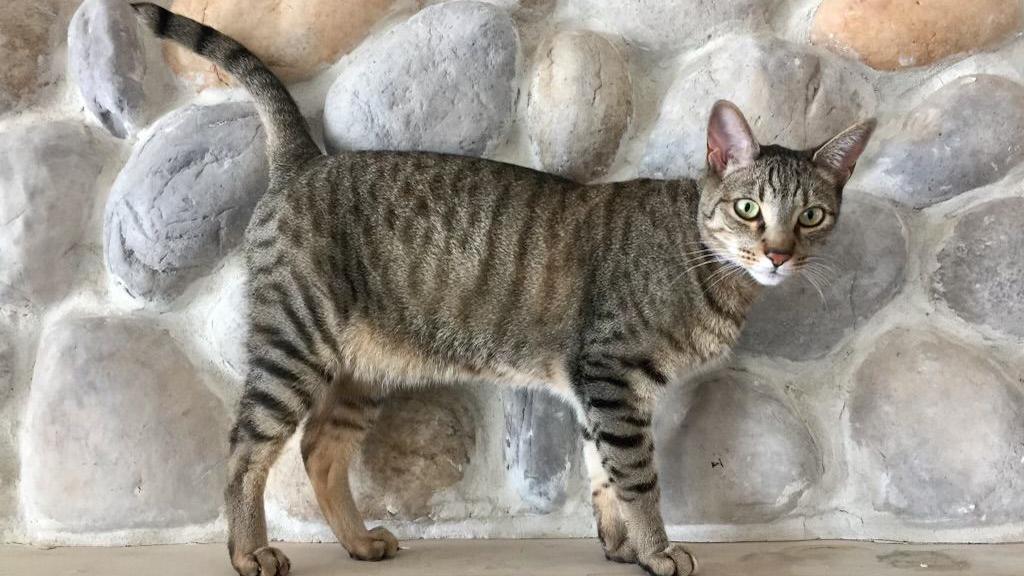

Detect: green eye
[733, 199, 761, 220]
[798, 207, 825, 227]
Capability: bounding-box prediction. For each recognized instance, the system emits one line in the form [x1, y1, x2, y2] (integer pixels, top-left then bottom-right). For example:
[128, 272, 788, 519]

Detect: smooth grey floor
[3, 539, 1023, 576]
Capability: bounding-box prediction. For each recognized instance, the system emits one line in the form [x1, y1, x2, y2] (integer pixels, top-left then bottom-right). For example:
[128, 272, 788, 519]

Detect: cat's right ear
[707, 100, 760, 178]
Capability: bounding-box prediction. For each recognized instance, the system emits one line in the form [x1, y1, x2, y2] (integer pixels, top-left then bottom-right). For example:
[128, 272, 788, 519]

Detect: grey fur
[132, 5, 875, 576]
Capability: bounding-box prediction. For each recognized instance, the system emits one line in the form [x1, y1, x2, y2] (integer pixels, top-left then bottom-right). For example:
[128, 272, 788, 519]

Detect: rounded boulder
[526, 31, 632, 182]
[323, 1, 519, 156]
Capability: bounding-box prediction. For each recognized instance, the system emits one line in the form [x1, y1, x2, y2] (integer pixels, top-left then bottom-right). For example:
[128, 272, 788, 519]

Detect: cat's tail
[131, 3, 322, 182]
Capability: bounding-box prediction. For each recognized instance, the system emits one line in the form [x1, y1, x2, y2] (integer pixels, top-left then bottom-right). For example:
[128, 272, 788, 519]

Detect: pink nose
[766, 250, 792, 268]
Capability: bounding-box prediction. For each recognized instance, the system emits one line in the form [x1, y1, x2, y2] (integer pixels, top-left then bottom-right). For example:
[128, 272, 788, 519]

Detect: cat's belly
[337, 320, 574, 397]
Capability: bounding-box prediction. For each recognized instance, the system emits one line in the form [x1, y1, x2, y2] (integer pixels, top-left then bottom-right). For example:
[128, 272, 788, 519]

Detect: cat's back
[317, 149, 578, 203]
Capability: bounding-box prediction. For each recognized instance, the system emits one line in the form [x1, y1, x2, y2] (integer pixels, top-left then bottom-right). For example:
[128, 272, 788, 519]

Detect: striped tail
[131, 3, 321, 182]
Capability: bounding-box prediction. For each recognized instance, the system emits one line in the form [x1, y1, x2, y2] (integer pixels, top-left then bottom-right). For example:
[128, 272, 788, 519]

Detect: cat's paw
[347, 526, 400, 561]
[232, 546, 291, 576]
[638, 543, 698, 576]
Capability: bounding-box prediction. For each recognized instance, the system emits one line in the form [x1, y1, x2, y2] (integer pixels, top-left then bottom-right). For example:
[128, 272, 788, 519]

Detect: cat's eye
[733, 199, 761, 220]
[798, 207, 825, 227]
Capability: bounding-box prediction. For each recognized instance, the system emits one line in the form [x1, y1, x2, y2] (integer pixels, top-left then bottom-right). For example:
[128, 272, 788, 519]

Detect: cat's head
[698, 100, 875, 286]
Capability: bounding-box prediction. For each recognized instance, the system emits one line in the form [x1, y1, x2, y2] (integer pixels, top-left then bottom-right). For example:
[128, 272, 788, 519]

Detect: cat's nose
[766, 250, 792, 268]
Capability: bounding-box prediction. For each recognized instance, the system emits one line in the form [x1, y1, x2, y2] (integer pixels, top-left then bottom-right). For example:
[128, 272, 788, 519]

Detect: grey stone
[657, 369, 821, 524]
[851, 328, 1024, 523]
[0, 329, 13, 408]
[0, 122, 111, 304]
[641, 35, 876, 180]
[323, 1, 519, 156]
[856, 75, 1024, 208]
[104, 103, 268, 304]
[561, 0, 774, 52]
[355, 388, 477, 520]
[68, 0, 147, 138]
[933, 197, 1024, 338]
[503, 389, 579, 512]
[22, 317, 230, 532]
[739, 196, 906, 360]
[0, 328, 16, 527]
[526, 31, 632, 182]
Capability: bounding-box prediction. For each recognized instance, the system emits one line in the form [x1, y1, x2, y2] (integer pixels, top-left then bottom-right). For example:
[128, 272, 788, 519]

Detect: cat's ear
[707, 100, 760, 177]
[812, 119, 877, 186]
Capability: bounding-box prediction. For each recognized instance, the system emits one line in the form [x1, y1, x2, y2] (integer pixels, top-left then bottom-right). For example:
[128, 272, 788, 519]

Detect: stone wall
[1, 0, 1023, 546]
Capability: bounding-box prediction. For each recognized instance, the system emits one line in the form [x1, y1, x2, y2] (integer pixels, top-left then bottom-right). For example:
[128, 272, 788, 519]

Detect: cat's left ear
[812, 119, 876, 187]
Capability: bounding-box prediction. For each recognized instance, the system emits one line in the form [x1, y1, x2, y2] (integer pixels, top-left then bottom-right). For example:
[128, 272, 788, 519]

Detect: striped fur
[133, 6, 874, 576]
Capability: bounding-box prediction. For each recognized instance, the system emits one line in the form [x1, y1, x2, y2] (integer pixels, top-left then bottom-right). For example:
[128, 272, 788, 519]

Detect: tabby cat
[132, 4, 874, 576]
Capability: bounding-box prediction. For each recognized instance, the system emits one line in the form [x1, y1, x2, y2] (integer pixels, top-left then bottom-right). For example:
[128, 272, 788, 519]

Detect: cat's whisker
[666, 257, 723, 291]
[683, 247, 720, 257]
[804, 261, 838, 277]
[804, 261, 837, 281]
[801, 256, 840, 275]
[803, 273, 827, 306]
[701, 261, 739, 284]
[799, 265, 834, 296]
[703, 264, 745, 294]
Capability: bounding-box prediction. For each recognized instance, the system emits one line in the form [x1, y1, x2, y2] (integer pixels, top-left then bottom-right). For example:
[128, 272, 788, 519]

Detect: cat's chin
[747, 268, 788, 286]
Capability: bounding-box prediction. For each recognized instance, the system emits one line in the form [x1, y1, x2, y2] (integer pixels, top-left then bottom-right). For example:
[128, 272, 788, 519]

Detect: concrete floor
[2, 539, 1023, 576]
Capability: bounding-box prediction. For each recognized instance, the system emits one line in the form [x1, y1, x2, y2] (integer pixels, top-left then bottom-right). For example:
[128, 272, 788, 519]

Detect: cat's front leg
[582, 433, 636, 563]
[576, 368, 697, 576]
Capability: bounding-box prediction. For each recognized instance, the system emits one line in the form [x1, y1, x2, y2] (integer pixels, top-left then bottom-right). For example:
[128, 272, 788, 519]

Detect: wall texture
[1, 0, 1023, 546]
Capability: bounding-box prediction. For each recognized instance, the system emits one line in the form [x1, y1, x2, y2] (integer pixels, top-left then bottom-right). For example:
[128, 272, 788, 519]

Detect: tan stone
[812, 0, 1022, 70]
[267, 388, 477, 523]
[0, 0, 77, 112]
[355, 388, 477, 520]
[165, 0, 396, 89]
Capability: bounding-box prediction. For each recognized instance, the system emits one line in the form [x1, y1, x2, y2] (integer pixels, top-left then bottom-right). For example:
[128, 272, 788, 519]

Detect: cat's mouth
[746, 266, 790, 286]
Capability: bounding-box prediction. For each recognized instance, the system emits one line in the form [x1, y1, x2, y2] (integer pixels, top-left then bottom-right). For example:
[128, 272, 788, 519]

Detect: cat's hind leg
[226, 361, 333, 576]
[225, 275, 342, 576]
[301, 375, 399, 562]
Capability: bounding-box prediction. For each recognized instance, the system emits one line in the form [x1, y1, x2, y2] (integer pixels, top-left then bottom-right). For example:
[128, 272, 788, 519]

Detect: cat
[131, 4, 874, 576]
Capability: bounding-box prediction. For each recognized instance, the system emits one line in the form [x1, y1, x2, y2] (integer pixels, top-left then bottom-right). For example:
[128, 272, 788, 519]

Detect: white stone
[208, 271, 249, 377]
[526, 31, 632, 182]
[561, 0, 774, 52]
[0, 122, 111, 305]
[851, 328, 1024, 523]
[22, 317, 230, 532]
[323, 1, 519, 156]
[658, 369, 821, 524]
